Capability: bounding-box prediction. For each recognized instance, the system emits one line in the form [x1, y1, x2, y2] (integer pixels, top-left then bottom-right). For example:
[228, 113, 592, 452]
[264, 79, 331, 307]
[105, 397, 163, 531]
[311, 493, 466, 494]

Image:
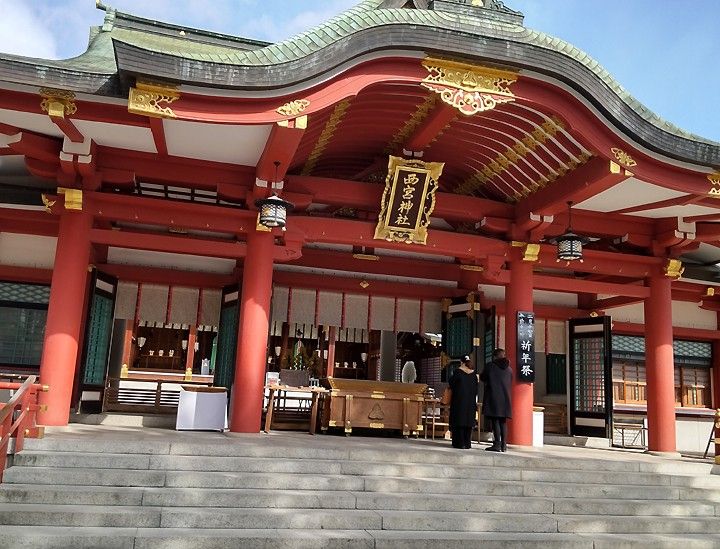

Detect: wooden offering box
[320, 378, 427, 436]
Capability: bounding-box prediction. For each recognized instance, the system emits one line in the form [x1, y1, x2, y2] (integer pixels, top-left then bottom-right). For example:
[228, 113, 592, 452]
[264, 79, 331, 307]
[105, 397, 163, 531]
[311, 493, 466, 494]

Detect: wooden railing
[0, 376, 46, 482]
[103, 378, 212, 414]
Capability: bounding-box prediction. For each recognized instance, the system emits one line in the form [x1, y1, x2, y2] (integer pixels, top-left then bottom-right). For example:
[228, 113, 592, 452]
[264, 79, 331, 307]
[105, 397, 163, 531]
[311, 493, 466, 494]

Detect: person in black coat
[448, 355, 479, 449]
[480, 348, 512, 452]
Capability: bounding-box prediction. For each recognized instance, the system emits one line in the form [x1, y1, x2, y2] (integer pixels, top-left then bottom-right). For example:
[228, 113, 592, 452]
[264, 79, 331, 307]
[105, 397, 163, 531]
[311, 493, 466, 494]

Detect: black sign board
[517, 311, 535, 382]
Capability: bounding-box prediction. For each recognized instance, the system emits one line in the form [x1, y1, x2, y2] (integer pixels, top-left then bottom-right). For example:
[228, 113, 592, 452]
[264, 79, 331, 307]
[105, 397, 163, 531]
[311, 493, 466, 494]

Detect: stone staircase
[1, 428, 720, 548]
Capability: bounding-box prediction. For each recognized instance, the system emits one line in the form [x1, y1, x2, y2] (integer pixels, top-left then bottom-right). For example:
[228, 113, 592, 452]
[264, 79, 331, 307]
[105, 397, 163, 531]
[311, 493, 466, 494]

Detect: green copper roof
[0, 0, 716, 150]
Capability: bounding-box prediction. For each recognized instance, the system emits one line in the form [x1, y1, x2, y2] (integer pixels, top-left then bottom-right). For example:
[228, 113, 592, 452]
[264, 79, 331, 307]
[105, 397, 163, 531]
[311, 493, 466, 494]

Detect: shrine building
[1, 0, 719, 455]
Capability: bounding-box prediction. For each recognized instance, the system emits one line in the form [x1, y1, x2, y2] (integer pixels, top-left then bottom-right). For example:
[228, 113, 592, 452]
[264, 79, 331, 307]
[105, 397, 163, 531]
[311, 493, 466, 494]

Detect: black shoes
[501, 442, 507, 452]
[485, 445, 501, 452]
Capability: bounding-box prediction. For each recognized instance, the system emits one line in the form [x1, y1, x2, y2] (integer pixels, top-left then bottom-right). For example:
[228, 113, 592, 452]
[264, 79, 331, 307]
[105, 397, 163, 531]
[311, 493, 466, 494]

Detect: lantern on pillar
[548, 202, 589, 262]
[255, 194, 294, 229]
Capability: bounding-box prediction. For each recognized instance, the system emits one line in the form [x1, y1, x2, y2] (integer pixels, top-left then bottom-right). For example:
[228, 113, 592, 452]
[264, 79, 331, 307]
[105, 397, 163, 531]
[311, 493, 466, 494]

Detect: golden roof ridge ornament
[276, 99, 310, 117]
[421, 58, 517, 116]
[128, 80, 180, 119]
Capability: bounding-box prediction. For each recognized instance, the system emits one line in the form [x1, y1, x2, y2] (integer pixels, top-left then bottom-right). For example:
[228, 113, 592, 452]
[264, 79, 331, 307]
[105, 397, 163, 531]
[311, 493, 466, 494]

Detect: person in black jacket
[480, 348, 512, 452]
[448, 355, 479, 449]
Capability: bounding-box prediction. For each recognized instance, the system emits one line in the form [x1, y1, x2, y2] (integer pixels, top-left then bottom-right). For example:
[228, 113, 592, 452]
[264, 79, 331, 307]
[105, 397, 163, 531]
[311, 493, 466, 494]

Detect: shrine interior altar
[320, 378, 427, 436]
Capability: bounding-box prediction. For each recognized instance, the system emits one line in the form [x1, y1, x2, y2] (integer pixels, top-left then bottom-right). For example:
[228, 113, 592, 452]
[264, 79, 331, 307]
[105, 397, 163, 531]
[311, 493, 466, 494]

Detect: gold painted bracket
[41, 194, 56, 213]
[421, 58, 517, 116]
[664, 259, 684, 279]
[40, 88, 77, 118]
[57, 187, 83, 211]
[611, 147, 637, 170]
[511, 241, 540, 262]
[128, 81, 180, 119]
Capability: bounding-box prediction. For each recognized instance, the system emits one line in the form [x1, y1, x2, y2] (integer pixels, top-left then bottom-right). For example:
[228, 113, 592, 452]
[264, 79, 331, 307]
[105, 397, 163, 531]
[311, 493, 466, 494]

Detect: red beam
[49, 115, 84, 143]
[405, 104, 458, 152]
[610, 194, 696, 215]
[613, 321, 720, 341]
[0, 207, 59, 237]
[0, 265, 53, 284]
[96, 147, 255, 189]
[90, 228, 249, 259]
[291, 216, 508, 260]
[97, 263, 235, 288]
[532, 274, 650, 298]
[7, 131, 61, 164]
[536, 245, 662, 278]
[273, 270, 459, 300]
[591, 295, 644, 310]
[90, 227, 299, 263]
[87, 192, 256, 235]
[256, 121, 306, 183]
[516, 157, 629, 218]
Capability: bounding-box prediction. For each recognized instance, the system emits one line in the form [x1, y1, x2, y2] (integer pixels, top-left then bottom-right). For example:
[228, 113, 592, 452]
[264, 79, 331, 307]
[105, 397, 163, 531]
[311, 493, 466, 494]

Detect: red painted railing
[0, 376, 46, 482]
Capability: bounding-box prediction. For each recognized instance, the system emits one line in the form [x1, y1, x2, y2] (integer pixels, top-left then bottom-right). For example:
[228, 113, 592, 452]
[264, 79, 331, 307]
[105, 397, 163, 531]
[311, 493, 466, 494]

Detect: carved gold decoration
[664, 259, 684, 279]
[421, 58, 517, 116]
[611, 147, 637, 168]
[41, 194, 56, 213]
[705, 287, 715, 297]
[368, 403, 385, 420]
[707, 173, 720, 199]
[276, 99, 310, 117]
[301, 98, 351, 176]
[384, 94, 438, 154]
[40, 88, 77, 118]
[359, 280, 370, 289]
[128, 81, 180, 119]
[57, 187, 82, 210]
[374, 156, 444, 245]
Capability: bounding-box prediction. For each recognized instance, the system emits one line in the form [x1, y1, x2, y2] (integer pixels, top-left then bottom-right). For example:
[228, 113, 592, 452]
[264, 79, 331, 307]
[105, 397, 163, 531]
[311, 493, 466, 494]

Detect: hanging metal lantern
[554, 231, 585, 261]
[548, 201, 589, 262]
[254, 194, 294, 228]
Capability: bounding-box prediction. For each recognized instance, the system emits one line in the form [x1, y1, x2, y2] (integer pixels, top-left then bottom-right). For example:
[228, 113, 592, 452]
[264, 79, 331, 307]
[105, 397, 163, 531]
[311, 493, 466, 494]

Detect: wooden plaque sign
[374, 156, 444, 245]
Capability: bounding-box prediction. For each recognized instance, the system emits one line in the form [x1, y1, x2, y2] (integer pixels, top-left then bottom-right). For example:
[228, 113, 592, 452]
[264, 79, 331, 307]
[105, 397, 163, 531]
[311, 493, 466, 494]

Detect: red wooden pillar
[505, 255, 534, 446]
[229, 230, 274, 433]
[326, 326, 337, 377]
[644, 274, 677, 454]
[38, 210, 92, 426]
[712, 317, 720, 460]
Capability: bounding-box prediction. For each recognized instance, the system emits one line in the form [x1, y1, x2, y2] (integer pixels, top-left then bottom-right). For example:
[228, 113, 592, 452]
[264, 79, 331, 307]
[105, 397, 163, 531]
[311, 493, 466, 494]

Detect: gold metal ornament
[707, 173, 720, 199]
[57, 187, 83, 211]
[128, 81, 180, 119]
[276, 99, 310, 117]
[421, 58, 517, 116]
[40, 88, 77, 117]
[663, 259, 684, 279]
[611, 147, 637, 168]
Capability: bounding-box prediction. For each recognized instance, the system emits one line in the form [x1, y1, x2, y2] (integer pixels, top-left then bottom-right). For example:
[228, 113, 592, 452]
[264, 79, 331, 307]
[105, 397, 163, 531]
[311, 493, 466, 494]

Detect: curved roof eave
[111, 18, 719, 168]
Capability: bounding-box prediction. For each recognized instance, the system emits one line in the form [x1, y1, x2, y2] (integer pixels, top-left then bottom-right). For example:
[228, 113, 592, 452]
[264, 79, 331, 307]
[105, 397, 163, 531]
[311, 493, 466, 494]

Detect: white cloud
[0, 0, 58, 58]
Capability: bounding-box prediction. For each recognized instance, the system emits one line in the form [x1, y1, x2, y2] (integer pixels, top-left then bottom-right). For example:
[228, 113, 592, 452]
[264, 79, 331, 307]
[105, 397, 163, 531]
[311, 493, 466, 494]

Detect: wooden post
[327, 326, 337, 377]
[186, 326, 198, 374]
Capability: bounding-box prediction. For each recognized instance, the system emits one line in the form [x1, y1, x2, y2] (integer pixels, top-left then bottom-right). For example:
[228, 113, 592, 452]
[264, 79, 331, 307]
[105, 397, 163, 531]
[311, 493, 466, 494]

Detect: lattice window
[0, 282, 50, 305]
[574, 338, 606, 413]
[0, 307, 47, 366]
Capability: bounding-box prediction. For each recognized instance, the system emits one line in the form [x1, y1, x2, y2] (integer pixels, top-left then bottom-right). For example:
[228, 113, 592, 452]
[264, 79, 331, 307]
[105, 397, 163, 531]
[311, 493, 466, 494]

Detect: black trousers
[490, 417, 507, 448]
[451, 426, 472, 449]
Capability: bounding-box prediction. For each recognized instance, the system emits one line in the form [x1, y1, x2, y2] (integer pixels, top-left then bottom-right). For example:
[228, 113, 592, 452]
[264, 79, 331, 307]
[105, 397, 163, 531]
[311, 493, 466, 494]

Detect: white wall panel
[608, 303, 644, 324]
[547, 320, 567, 355]
[0, 234, 56, 268]
[533, 289, 578, 308]
[672, 301, 716, 330]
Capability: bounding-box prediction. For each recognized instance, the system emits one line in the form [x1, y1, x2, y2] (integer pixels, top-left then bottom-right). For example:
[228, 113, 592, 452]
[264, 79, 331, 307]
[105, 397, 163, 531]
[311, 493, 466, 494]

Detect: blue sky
[1, 0, 718, 142]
